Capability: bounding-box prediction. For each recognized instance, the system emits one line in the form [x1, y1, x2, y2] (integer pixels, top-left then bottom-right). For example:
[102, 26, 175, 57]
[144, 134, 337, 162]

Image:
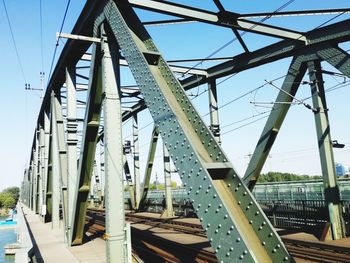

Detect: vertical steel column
[101, 28, 128, 262]
[208, 79, 221, 144]
[92, 161, 100, 199]
[66, 65, 78, 244]
[51, 95, 60, 229]
[33, 139, 39, 214]
[52, 89, 69, 237]
[307, 60, 345, 239]
[43, 109, 50, 219]
[132, 114, 140, 207]
[27, 168, 32, 208]
[39, 126, 45, 217]
[161, 144, 174, 217]
[29, 164, 33, 210]
[99, 140, 105, 206]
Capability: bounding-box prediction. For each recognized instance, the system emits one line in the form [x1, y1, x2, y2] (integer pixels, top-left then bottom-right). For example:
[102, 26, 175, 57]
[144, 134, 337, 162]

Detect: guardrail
[259, 200, 350, 235]
[15, 203, 34, 263]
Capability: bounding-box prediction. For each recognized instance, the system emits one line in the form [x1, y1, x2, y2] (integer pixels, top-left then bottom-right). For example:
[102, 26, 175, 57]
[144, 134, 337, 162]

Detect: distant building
[335, 163, 346, 176]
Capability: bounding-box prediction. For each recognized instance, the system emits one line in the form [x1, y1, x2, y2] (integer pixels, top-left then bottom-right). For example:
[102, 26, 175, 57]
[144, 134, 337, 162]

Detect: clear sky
[1, 0, 350, 191]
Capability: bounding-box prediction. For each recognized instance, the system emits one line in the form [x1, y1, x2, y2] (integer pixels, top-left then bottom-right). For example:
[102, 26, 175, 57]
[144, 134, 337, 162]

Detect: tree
[257, 172, 322, 183]
[3, 195, 16, 209]
[3, 187, 20, 203]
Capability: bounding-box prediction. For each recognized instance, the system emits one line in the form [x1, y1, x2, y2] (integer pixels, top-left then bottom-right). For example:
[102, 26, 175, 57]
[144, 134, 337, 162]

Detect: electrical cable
[39, 0, 44, 73]
[48, 0, 71, 81]
[181, 0, 296, 77]
[220, 77, 350, 136]
[2, 0, 27, 83]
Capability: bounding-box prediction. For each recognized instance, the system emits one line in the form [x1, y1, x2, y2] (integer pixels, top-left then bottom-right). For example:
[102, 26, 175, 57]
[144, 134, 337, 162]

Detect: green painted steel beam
[51, 89, 69, 237]
[243, 57, 307, 190]
[307, 60, 346, 239]
[129, 0, 306, 41]
[101, 26, 129, 261]
[44, 116, 53, 223]
[138, 125, 159, 211]
[123, 154, 136, 209]
[99, 1, 293, 261]
[181, 18, 350, 90]
[70, 44, 103, 246]
[317, 46, 350, 77]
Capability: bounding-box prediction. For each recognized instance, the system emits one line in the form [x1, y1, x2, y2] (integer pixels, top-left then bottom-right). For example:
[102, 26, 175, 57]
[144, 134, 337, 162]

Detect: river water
[0, 216, 16, 263]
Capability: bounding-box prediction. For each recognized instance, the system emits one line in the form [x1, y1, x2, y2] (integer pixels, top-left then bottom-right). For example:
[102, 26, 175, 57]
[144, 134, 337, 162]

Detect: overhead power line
[39, 0, 44, 73]
[181, 0, 296, 77]
[48, 0, 71, 81]
[2, 0, 27, 83]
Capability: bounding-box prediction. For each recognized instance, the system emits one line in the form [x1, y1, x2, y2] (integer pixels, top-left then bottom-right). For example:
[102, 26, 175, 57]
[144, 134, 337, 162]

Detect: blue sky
[1, 0, 350, 191]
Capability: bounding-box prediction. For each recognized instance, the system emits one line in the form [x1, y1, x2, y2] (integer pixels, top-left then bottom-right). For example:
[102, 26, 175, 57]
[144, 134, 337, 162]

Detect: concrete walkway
[23, 207, 106, 263]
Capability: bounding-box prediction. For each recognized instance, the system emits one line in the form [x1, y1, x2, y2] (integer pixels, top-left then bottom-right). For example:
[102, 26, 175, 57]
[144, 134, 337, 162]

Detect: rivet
[236, 237, 241, 242]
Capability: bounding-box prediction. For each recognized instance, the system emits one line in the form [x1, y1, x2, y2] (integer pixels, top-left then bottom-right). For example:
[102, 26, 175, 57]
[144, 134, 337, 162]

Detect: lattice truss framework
[20, 1, 350, 262]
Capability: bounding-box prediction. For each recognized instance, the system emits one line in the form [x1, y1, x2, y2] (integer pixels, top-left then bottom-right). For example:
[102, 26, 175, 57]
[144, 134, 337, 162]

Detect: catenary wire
[48, 0, 71, 81]
[2, 0, 27, 83]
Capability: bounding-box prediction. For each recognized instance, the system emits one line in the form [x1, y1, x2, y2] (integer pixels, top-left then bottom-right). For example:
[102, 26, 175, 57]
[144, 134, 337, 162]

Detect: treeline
[0, 187, 19, 209]
[257, 172, 322, 183]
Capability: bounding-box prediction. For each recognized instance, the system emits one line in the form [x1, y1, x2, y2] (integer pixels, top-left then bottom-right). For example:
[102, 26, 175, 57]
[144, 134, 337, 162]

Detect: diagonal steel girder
[181, 18, 350, 90]
[138, 125, 160, 211]
[243, 56, 307, 190]
[70, 44, 103, 246]
[242, 46, 350, 190]
[317, 46, 350, 77]
[98, 0, 293, 261]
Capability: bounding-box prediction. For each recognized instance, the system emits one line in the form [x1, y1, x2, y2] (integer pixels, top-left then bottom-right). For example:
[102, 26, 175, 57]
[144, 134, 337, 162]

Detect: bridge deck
[23, 207, 105, 263]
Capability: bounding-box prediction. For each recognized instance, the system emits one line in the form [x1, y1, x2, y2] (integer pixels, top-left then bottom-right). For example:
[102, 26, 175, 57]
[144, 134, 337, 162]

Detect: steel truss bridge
[19, 0, 350, 262]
